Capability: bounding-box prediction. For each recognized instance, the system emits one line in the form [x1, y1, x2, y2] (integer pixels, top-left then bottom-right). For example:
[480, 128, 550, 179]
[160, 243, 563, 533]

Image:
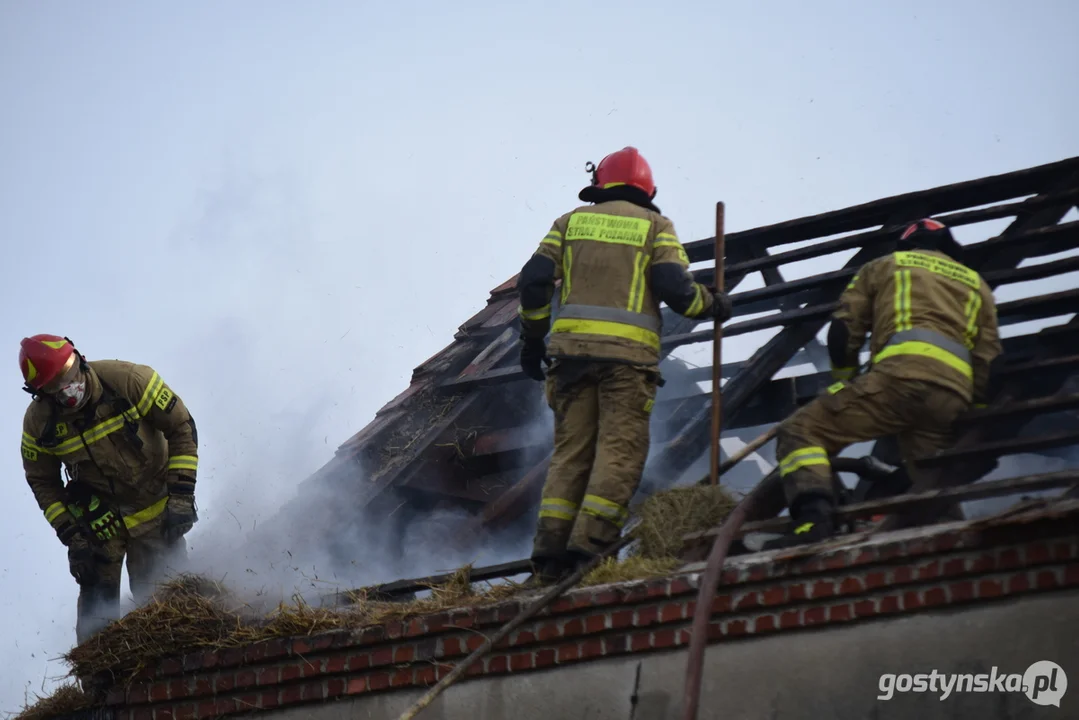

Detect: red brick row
[138, 532, 1074, 686]
[112, 535, 1079, 704]
[106, 560, 1079, 720]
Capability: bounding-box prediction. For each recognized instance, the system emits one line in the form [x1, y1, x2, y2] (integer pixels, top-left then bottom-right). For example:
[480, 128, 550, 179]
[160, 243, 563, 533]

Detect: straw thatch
[30, 483, 736, 714]
[61, 567, 525, 683]
[11, 683, 93, 720]
[630, 483, 739, 560]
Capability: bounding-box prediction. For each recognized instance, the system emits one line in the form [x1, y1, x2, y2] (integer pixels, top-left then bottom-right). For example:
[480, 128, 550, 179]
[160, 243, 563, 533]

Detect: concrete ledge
[100, 501, 1079, 719]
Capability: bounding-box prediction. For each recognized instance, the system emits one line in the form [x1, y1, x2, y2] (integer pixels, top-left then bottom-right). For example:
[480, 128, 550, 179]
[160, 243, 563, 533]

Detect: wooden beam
[682, 470, 1079, 545]
[683, 157, 1079, 261]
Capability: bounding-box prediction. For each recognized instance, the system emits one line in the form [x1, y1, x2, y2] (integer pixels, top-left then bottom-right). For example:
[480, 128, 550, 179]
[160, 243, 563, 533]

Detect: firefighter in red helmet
[19, 335, 200, 644]
[515, 146, 734, 582]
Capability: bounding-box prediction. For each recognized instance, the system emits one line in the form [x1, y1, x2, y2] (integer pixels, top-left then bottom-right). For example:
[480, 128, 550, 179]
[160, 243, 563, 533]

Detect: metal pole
[710, 202, 726, 487]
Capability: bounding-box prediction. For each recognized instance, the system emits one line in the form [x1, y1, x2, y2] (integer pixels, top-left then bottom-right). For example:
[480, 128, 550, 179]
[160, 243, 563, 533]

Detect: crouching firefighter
[762, 219, 1003, 551]
[18, 335, 200, 644]
[516, 147, 734, 582]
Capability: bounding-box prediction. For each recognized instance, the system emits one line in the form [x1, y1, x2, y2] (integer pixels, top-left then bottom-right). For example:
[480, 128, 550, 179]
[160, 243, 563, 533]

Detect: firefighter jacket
[829, 249, 1002, 403]
[516, 199, 718, 366]
[21, 360, 199, 541]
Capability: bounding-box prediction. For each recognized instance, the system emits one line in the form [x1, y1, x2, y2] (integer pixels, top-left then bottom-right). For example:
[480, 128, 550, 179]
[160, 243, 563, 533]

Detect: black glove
[68, 536, 102, 586]
[164, 476, 198, 544]
[706, 286, 733, 323]
[519, 337, 551, 382]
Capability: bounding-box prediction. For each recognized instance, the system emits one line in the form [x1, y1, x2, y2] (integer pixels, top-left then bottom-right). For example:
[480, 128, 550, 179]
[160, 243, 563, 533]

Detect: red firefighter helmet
[590, 146, 656, 198]
[19, 334, 77, 391]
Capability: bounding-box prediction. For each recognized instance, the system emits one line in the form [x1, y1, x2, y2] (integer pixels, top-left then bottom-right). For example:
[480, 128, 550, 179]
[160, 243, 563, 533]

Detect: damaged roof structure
[274, 155, 1079, 564]
[26, 157, 1079, 720]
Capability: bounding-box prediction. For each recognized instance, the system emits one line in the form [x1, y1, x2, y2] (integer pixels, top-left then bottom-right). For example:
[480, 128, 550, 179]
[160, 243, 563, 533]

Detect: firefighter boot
[762, 495, 836, 551]
[527, 553, 575, 586]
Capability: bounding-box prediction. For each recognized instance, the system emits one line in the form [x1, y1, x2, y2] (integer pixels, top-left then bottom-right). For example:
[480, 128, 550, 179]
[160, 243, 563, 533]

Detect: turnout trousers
[75, 513, 187, 645]
[531, 359, 659, 560]
[775, 367, 970, 508]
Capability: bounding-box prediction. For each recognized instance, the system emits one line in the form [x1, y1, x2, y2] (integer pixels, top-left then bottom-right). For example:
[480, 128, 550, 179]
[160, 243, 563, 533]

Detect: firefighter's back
[546, 198, 670, 367]
[867, 248, 993, 401]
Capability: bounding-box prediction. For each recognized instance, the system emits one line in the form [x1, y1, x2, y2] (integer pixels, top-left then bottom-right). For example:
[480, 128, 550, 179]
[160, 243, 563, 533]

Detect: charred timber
[682, 157, 1079, 262]
[682, 469, 1079, 545]
[663, 286, 1079, 350]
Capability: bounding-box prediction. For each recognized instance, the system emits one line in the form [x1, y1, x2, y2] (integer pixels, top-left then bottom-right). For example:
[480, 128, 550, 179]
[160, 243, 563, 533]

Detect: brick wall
[96, 506, 1079, 720]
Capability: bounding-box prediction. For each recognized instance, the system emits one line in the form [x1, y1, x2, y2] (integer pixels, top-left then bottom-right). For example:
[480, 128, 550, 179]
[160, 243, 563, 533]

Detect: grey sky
[2, 0, 1077, 711]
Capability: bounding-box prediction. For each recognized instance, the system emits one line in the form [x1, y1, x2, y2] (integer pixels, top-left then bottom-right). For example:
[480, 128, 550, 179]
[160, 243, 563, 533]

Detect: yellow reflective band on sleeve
[21, 433, 43, 461]
[566, 213, 651, 247]
[686, 284, 704, 317]
[873, 341, 973, 379]
[122, 496, 169, 530]
[44, 502, 67, 524]
[895, 251, 980, 290]
[963, 289, 982, 350]
[846, 273, 859, 290]
[541, 230, 563, 248]
[136, 372, 165, 416]
[654, 232, 680, 248]
[168, 455, 199, 473]
[551, 318, 660, 351]
[538, 497, 577, 522]
[827, 381, 846, 394]
[779, 447, 830, 477]
[518, 304, 552, 321]
[627, 251, 649, 313]
[580, 494, 629, 528]
[893, 269, 913, 332]
[793, 521, 816, 535]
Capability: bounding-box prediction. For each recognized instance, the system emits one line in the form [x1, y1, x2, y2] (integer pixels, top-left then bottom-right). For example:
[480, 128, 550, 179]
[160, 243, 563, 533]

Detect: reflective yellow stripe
[541, 230, 563, 248]
[39, 411, 138, 456]
[893, 269, 913, 332]
[827, 381, 846, 394]
[627, 251, 648, 313]
[963, 290, 981, 350]
[793, 521, 816, 535]
[581, 494, 629, 528]
[873, 341, 973, 379]
[566, 212, 651, 247]
[136, 372, 165, 416]
[518, 304, 551, 321]
[561, 245, 573, 304]
[168, 455, 199, 472]
[831, 367, 856, 381]
[551, 318, 660, 351]
[895, 251, 980, 290]
[846, 273, 859, 290]
[44, 502, 67, 524]
[538, 497, 577, 522]
[686, 284, 704, 316]
[123, 496, 169, 529]
[27, 373, 164, 458]
[779, 446, 830, 476]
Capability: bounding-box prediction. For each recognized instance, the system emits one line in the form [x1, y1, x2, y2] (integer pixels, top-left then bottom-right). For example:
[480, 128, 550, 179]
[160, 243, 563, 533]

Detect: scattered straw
[62, 567, 530, 684]
[581, 556, 682, 587]
[631, 484, 738, 560]
[11, 683, 93, 720]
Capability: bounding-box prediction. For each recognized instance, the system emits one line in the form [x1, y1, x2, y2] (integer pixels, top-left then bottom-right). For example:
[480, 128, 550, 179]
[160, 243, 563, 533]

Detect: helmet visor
[38, 353, 79, 395]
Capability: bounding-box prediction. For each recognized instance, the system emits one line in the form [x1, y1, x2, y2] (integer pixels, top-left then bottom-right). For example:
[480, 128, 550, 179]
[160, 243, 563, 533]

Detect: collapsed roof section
[287, 157, 1079, 551]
